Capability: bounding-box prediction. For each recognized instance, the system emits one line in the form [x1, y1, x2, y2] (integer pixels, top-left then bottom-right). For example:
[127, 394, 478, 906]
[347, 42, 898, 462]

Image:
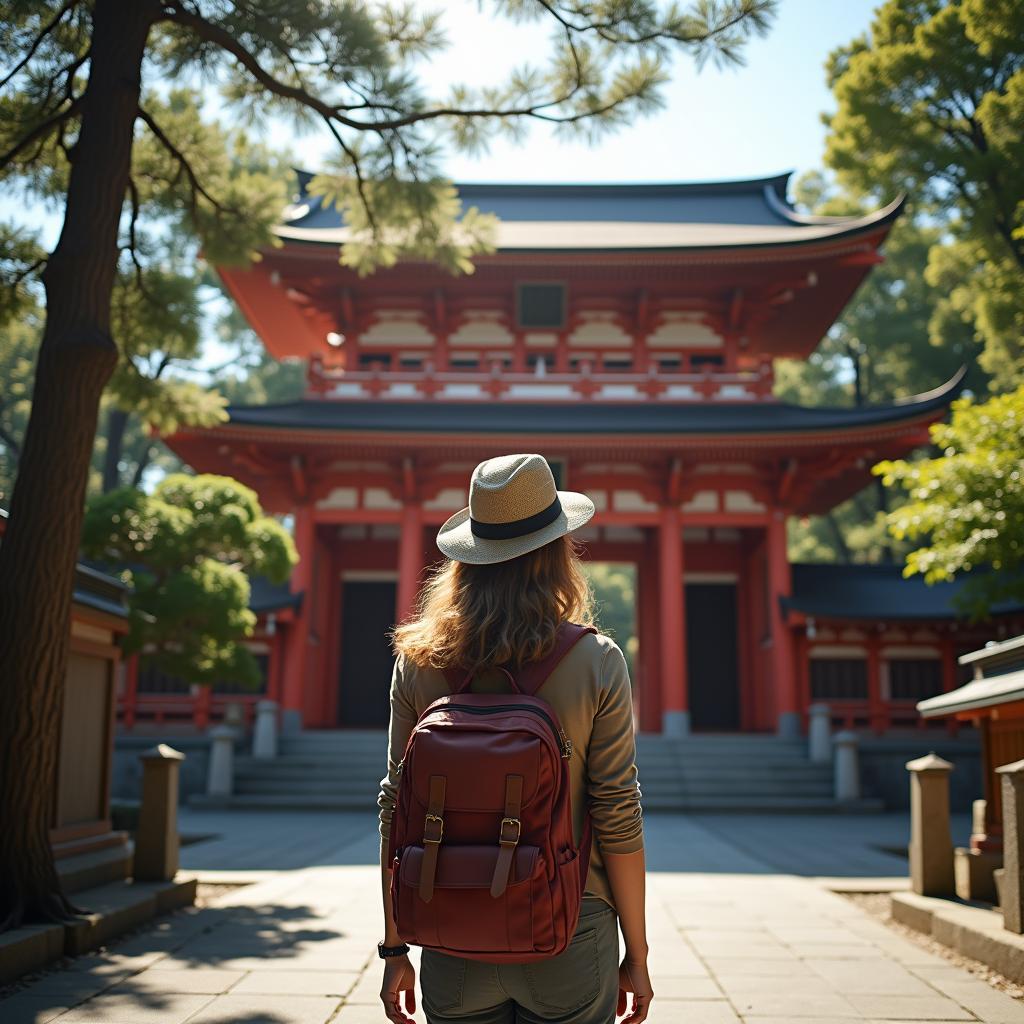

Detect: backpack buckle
[499, 816, 521, 846]
[424, 813, 444, 844]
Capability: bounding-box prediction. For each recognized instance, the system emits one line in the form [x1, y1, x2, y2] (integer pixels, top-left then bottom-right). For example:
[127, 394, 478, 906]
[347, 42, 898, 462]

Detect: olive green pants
[420, 897, 619, 1024]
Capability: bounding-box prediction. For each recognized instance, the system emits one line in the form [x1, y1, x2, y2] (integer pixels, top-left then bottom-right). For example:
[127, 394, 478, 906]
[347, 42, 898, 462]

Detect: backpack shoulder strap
[441, 664, 470, 693]
[516, 622, 598, 697]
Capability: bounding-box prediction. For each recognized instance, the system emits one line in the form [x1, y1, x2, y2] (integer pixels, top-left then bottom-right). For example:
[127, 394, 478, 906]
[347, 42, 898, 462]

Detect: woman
[376, 453, 652, 1024]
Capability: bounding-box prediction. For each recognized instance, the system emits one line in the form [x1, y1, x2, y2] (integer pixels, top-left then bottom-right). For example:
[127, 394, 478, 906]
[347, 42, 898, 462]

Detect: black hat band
[470, 496, 563, 540]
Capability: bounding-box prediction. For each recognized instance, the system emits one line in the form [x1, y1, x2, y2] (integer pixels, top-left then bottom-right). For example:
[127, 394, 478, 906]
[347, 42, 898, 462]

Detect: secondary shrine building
[157, 173, 1022, 739]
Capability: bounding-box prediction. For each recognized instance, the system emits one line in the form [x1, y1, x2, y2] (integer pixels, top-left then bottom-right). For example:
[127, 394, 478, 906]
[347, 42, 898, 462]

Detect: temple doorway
[685, 580, 741, 731]
[337, 577, 396, 727]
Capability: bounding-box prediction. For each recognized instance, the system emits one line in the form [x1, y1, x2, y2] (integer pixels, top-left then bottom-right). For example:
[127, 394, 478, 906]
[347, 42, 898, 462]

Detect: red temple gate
[156, 174, 1019, 736]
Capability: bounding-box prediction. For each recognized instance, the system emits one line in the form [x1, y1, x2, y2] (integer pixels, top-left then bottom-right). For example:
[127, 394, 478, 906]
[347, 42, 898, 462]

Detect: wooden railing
[118, 691, 261, 732]
[306, 357, 774, 403]
[821, 699, 959, 735]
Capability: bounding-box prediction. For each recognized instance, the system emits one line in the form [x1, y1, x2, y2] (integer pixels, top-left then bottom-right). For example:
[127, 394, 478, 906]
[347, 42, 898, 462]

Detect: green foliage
[823, 0, 1024, 384]
[80, 473, 298, 685]
[0, 304, 41, 505]
[777, 171, 979, 565]
[307, 174, 499, 276]
[874, 385, 1024, 618]
[583, 561, 637, 676]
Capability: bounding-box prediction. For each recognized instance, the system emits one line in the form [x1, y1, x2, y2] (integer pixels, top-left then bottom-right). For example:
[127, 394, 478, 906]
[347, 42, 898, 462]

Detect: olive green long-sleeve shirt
[377, 630, 644, 911]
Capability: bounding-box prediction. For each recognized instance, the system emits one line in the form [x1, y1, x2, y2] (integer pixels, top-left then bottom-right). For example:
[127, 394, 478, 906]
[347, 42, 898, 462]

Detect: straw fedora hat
[436, 454, 595, 565]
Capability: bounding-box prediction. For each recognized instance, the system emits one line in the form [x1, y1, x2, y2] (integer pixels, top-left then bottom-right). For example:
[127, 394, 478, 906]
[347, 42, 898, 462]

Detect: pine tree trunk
[0, 0, 158, 931]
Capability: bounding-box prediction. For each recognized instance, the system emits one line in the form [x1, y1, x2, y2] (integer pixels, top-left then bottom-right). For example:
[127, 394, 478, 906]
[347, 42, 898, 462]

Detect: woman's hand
[380, 954, 417, 1024]
[616, 955, 653, 1023]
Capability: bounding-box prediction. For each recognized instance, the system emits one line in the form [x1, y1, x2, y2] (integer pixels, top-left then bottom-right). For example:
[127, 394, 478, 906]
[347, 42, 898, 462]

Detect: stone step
[272, 750, 813, 765]
[225, 729, 845, 815]
[234, 774, 839, 798]
[188, 792, 882, 813]
[0, 875, 196, 985]
[642, 796, 885, 813]
[638, 767, 833, 779]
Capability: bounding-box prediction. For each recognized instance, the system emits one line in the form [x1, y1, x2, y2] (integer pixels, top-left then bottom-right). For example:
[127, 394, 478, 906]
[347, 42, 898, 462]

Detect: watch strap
[378, 940, 410, 958]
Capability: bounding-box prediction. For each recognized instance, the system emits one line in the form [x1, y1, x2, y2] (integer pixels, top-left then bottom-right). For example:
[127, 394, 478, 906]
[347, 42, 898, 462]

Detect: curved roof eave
[201, 366, 968, 438]
[271, 195, 907, 254]
[761, 183, 907, 229]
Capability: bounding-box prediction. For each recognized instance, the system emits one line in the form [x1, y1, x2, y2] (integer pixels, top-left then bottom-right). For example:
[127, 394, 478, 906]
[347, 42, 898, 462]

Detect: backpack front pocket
[395, 843, 548, 954]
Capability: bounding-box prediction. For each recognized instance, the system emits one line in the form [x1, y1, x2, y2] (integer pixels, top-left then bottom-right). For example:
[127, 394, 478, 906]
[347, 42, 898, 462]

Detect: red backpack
[387, 623, 596, 963]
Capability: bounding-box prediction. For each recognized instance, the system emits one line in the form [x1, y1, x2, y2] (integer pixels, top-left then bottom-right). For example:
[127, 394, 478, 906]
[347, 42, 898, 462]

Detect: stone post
[808, 703, 832, 764]
[207, 724, 236, 799]
[833, 730, 860, 801]
[906, 752, 955, 898]
[252, 698, 279, 759]
[996, 759, 1024, 933]
[223, 700, 245, 738]
[134, 743, 185, 882]
[954, 798, 1000, 903]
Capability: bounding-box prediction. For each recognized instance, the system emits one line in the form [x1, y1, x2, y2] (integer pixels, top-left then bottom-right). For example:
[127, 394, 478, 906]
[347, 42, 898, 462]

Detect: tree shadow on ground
[1, 900, 367, 1022]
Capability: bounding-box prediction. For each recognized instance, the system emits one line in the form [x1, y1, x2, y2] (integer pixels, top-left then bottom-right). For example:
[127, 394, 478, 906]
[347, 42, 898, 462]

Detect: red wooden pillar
[280, 502, 315, 732]
[792, 627, 809, 732]
[122, 653, 139, 729]
[397, 500, 423, 624]
[736, 535, 754, 731]
[636, 530, 662, 732]
[866, 633, 886, 734]
[658, 505, 688, 735]
[306, 529, 335, 727]
[267, 626, 284, 703]
[744, 532, 770, 730]
[323, 543, 344, 728]
[767, 511, 799, 736]
[512, 331, 527, 373]
[195, 684, 212, 731]
[554, 331, 570, 373]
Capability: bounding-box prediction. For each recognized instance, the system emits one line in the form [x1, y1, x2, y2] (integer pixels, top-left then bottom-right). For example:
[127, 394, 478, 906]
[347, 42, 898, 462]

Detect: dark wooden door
[338, 580, 397, 727]
[685, 582, 740, 731]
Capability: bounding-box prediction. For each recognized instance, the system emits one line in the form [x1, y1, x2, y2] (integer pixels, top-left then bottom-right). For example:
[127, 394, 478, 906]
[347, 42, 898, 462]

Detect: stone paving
[2, 811, 1021, 1023]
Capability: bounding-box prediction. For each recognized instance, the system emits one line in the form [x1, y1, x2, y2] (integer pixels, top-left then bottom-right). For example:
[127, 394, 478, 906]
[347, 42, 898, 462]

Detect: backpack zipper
[439, 702, 573, 759]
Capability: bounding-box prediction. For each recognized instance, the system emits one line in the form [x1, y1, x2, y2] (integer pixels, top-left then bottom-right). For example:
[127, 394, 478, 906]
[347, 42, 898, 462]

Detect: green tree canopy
[81, 473, 297, 684]
[874, 385, 1024, 618]
[823, 0, 1024, 382]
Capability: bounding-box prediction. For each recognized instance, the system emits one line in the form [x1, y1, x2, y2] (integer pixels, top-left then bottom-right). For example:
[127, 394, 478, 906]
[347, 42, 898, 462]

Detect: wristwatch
[378, 940, 410, 959]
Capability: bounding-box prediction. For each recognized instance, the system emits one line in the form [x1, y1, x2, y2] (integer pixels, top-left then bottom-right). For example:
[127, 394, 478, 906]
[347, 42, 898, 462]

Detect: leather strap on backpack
[442, 623, 597, 697]
[516, 623, 597, 697]
[490, 774, 523, 898]
[419, 774, 446, 903]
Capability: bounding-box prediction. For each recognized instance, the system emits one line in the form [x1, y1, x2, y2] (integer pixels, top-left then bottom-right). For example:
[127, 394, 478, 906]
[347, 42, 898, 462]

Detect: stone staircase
[190, 729, 881, 813]
[634, 734, 880, 812]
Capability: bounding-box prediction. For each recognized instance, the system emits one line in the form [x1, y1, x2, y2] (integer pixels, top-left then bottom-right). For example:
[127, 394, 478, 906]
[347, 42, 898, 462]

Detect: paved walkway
[2, 812, 1020, 1024]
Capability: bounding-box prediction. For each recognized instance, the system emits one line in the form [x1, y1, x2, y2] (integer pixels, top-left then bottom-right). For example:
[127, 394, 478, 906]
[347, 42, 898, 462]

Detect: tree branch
[0, 97, 80, 172]
[163, 3, 652, 132]
[136, 106, 230, 215]
[534, 0, 767, 47]
[0, 0, 78, 92]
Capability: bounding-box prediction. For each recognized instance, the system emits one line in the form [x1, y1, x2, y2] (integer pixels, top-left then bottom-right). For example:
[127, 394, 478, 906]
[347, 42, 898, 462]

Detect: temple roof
[249, 574, 303, 614]
[276, 171, 904, 252]
[221, 368, 965, 436]
[783, 562, 1024, 622]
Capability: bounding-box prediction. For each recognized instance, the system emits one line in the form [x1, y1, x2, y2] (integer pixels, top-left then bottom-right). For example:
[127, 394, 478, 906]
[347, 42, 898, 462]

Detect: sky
[2, 0, 884, 392]
[7, 1, 883, 250]
[269, 0, 881, 188]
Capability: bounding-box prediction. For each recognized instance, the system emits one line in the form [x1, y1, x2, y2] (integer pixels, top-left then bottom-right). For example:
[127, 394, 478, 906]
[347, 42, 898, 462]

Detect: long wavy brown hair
[391, 533, 595, 674]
